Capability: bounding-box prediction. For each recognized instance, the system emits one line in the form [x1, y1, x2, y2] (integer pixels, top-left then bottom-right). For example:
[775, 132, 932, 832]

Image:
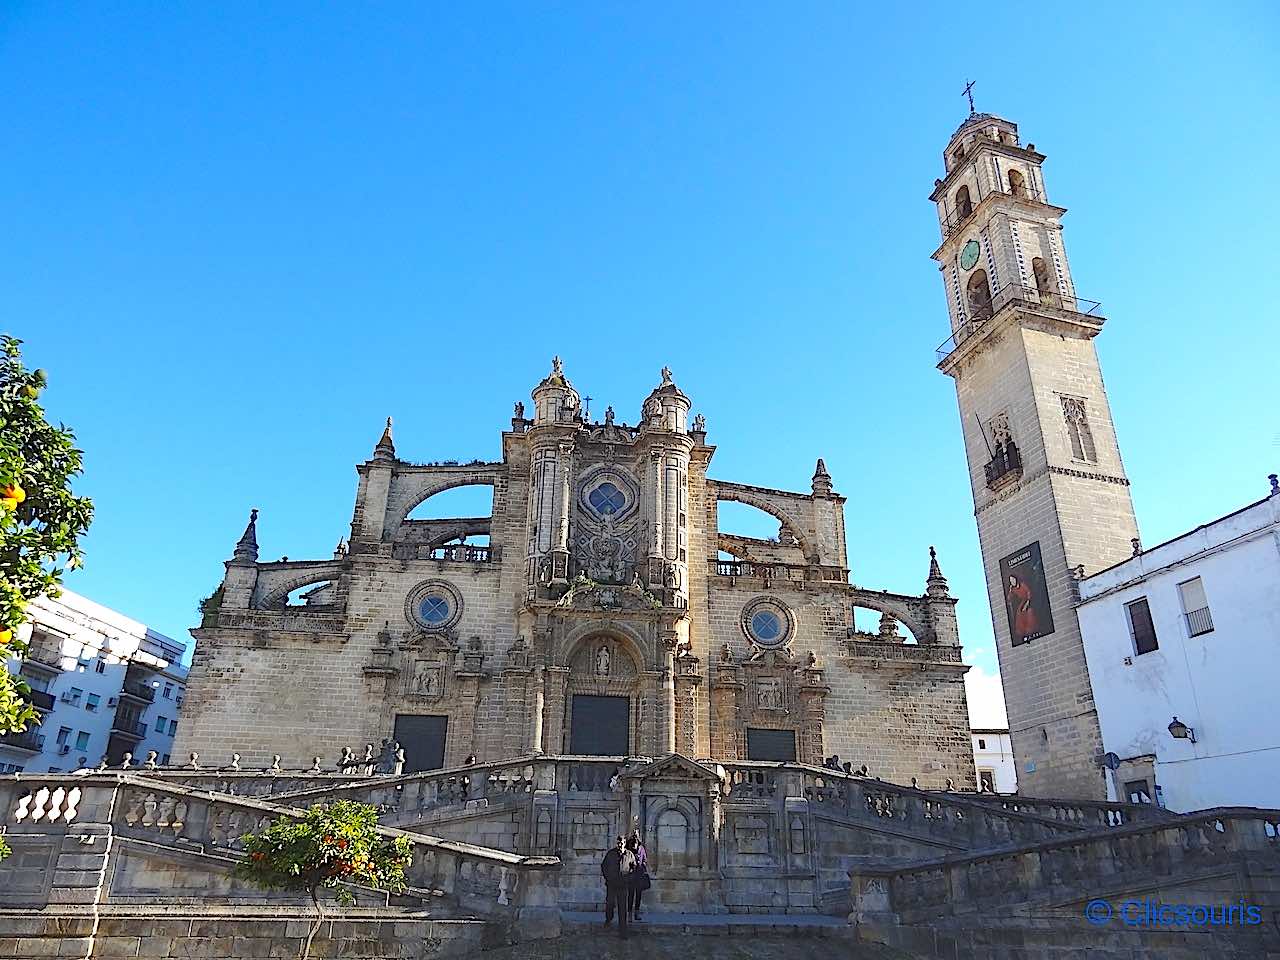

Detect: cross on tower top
[962, 79, 977, 115]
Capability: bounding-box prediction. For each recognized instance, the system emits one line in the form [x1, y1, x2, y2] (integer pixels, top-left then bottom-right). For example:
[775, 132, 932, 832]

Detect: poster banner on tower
[1000, 541, 1055, 645]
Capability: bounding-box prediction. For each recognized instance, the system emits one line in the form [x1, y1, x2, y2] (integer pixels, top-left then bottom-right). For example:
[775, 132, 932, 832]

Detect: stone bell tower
[932, 110, 1140, 799]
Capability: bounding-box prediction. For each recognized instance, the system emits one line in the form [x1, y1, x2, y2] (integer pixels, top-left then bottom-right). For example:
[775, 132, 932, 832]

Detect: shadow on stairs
[454, 913, 918, 959]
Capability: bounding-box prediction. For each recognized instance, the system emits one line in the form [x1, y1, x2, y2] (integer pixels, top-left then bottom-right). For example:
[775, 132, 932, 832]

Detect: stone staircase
[847, 805, 1280, 959]
[7, 757, 1260, 959]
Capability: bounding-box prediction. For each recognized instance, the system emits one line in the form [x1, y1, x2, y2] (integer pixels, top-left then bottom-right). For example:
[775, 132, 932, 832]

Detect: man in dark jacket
[600, 835, 636, 937]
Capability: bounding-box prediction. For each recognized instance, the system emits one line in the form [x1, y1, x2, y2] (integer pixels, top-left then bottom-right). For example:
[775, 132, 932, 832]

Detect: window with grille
[1178, 577, 1213, 636]
[1126, 597, 1159, 655]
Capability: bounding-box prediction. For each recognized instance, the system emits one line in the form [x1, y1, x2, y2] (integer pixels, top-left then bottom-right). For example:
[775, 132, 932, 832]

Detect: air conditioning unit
[57, 745, 71, 755]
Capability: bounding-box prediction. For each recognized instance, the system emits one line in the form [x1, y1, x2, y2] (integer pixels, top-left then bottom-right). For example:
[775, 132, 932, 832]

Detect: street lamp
[1168, 717, 1197, 744]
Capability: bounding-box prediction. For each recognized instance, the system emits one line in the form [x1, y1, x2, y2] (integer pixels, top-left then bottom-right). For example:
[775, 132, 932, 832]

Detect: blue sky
[7, 3, 1277, 725]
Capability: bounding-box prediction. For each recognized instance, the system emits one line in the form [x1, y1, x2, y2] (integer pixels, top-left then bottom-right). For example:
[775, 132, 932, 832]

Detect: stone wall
[0, 912, 500, 960]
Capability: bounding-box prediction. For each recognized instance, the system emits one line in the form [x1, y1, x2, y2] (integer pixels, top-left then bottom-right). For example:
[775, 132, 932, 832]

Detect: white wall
[1078, 495, 1280, 812]
[0, 590, 189, 773]
[972, 730, 1017, 794]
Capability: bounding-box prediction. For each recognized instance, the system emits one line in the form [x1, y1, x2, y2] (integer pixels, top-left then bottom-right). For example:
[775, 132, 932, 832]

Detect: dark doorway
[393, 714, 448, 773]
[746, 727, 797, 762]
[570, 695, 629, 755]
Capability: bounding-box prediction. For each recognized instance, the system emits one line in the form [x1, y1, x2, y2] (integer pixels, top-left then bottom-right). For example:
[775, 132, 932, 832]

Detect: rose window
[588, 482, 626, 516]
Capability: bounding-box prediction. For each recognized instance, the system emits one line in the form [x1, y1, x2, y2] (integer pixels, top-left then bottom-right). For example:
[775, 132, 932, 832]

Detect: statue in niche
[595, 645, 611, 677]
[720, 642, 733, 663]
[643, 397, 662, 422]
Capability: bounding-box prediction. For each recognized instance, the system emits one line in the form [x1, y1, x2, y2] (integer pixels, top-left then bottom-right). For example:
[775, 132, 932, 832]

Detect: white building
[0, 589, 189, 773]
[1076, 476, 1280, 813]
[971, 728, 1017, 794]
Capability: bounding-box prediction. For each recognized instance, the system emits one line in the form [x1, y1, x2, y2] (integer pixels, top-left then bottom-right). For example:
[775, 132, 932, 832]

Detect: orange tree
[238, 800, 413, 957]
[0, 335, 93, 734]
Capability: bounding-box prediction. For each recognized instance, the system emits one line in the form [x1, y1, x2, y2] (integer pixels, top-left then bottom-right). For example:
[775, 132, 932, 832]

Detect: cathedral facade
[177, 362, 974, 789]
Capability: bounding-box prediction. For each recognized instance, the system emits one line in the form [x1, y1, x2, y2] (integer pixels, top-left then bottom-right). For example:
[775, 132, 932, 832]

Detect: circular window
[588, 482, 626, 516]
[419, 595, 451, 624]
[751, 610, 782, 641]
[405, 580, 463, 631]
[741, 597, 794, 649]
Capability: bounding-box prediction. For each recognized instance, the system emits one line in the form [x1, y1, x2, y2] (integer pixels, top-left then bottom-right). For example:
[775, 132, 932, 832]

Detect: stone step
[465, 929, 913, 959]
[561, 910, 853, 937]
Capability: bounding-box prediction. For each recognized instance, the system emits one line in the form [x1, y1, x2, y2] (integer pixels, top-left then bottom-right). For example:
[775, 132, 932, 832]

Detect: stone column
[647, 451, 664, 587]
[555, 443, 573, 555]
[710, 661, 744, 760]
[674, 653, 702, 757]
[530, 667, 545, 754]
[796, 663, 829, 766]
[544, 667, 570, 754]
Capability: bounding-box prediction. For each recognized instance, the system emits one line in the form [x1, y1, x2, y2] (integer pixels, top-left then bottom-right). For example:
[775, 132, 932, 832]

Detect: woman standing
[626, 831, 650, 921]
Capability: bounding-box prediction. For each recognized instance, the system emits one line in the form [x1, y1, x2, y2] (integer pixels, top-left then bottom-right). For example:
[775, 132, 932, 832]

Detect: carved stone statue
[552, 356, 563, 375]
[643, 397, 661, 421]
[693, 413, 705, 432]
[660, 366, 673, 384]
[595, 645, 611, 677]
[605, 405, 615, 425]
[514, 401, 524, 418]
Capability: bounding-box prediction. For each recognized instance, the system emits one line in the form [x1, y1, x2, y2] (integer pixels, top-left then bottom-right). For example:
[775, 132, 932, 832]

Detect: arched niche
[560, 628, 647, 757]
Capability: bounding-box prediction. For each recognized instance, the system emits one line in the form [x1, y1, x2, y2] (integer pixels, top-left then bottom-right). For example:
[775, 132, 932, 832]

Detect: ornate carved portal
[710, 646, 829, 763]
[561, 634, 642, 756]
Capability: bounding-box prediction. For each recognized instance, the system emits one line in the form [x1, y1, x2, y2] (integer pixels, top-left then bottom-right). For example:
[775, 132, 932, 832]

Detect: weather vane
[962, 79, 977, 115]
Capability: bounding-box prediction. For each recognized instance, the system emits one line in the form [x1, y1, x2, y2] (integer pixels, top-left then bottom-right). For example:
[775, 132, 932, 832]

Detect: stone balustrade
[954, 791, 1178, 828]
[0, 773, 561, 925]
[258, 755, 626, 824]
[849, 807, 1280, 926]
[722, 761, 1091, 849]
